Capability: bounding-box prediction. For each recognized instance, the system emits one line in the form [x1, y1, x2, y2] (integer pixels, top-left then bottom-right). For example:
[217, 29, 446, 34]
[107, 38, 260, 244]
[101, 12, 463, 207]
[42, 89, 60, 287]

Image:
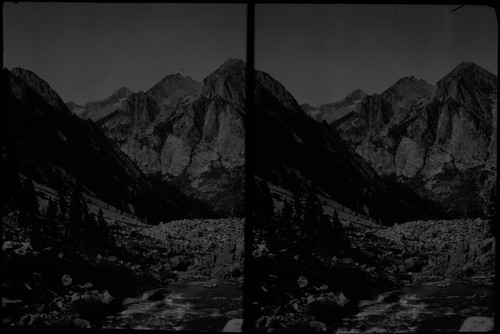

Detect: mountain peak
[345, 89, 368, 101]
[157, 72, 195, 84]
[145, 71, 200, 107]
[221, 58, 246, 68]
[200, 59, 246, 101]
[435, 61, 497, 103]
[381, 75, 434, 106]
[111, 87, 134, 99]
[210, 58, 246, 77]
[10, 67, 69, 113]
[393, 75, 422, 86]
[446, 61, 495, 80]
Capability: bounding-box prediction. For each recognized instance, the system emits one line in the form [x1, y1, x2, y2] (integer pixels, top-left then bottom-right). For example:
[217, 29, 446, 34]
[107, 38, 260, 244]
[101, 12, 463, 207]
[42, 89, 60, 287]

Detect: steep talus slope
[66, 87, 134, 121]
[3, 68, 198, 222]
[254, 68, 441, 224]
[99, 59, 245, 216]
[333, 62, 497, 217]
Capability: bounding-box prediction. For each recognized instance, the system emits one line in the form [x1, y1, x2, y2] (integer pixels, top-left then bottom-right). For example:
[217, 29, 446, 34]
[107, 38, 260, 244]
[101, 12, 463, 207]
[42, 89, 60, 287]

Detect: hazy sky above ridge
[256, 4, 497, 105]
[3, 3, 246, 104]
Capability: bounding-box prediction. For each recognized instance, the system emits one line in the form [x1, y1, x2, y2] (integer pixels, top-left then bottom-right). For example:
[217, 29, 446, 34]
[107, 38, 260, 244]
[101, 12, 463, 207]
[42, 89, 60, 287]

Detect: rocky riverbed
[2, 214, 244, 330]
[253, 218, 495, 332]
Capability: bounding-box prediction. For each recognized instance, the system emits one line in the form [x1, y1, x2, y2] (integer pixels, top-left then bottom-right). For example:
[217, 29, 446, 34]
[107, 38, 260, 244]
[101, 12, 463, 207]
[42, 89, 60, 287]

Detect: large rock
[424, 237, 495, 277]
[459, 317, 494, 332]
[403, 256, 424, 272]
[222, 318, 243, 332]
[168, 255, 191, 271]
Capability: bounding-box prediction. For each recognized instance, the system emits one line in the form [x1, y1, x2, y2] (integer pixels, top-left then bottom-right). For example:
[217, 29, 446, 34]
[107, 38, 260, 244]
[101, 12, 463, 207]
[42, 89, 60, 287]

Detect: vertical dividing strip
[243, 2, 256, 333]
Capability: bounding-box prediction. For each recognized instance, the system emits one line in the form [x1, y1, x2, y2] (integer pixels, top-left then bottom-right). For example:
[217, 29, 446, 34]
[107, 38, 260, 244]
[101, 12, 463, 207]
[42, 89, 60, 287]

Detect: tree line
[254, 179, 344, 254]
[8, 176, 110, 252]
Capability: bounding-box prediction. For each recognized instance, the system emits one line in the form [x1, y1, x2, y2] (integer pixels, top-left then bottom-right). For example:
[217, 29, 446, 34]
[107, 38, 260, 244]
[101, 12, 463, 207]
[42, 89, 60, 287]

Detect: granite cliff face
[99, 59, 245, 216]
[254, 67, 441, 224]
[302, 89, 368, 124]
[333, 62, 497, 217]
[3, 67, 197, 221]
[66, 87, 134, 121]
[146, 73, 201, 107]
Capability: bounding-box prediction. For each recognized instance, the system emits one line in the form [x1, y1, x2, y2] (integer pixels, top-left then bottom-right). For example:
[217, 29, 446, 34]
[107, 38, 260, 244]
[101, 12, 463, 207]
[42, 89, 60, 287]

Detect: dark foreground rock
[2, 214, 243, 328]
[253, 217, 495, 332]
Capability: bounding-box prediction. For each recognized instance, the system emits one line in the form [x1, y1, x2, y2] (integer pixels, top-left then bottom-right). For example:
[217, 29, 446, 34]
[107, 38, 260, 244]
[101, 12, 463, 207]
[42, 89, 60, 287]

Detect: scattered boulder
[459, 317, 494, 332]
[169, 255, 190, 271]
[142, 289, 165, 301]
[309, 320, 327, 331]
[297, 276, 308, 288]
[3, 241, 15, 251]
[222, 318, 243, 332]
[2, 297, 23, 307]
[335, 292, 349, 307]
[74, 318, 91, 328]
[101, 290, 114, 304]
[403, 257, 424, 272]
[61, 274, 73, 286]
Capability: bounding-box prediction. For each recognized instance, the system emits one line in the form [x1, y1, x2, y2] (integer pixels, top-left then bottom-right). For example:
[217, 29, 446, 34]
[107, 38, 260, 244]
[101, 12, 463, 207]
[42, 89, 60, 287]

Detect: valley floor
[252, 218, 495, 332]
[2, 213, 244, 331]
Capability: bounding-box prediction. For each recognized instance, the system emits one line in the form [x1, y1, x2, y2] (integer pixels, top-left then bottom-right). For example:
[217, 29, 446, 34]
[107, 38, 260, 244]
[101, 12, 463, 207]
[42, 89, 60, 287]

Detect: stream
[336, 275, 494, 333]
[99, 279, 243, 331]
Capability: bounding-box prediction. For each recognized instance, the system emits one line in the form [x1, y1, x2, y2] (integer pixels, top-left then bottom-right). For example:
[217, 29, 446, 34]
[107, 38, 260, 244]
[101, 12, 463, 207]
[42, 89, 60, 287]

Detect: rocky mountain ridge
[302, 89, 368, 124]
[3, 67, 206, 223]
[332, 62, 497, 217]
[253, 66, 443, 224]
[66, 87, 134, 122]
[98, 59, 246, 216]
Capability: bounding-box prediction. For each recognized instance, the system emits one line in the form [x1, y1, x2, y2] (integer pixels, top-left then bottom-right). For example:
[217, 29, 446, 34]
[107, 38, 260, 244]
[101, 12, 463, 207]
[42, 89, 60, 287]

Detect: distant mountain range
[66, 87, 134, 121]
[3, 68, 211, 222]
[331, 62, 497, 217]
[65, 60, 244, 216]
[302, 89, 368, 124]
[253, 66, 444, 224]
[6, 59, 494, 223]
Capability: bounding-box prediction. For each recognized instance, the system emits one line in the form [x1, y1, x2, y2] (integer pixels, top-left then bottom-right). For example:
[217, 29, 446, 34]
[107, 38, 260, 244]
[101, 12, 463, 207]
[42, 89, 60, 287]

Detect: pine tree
[331, 209, 343, 251]
[44, 197, 59, 237]
[83, 207, 97, 246]
[258, 179, 274, 218]
[3, 148, 23, 210]
[58, 187, 68, 220]
[97, 208, 108, 242]
[281, 199, 293, 221]
[293, 190, 303, 222]
[67, 188, 85, 246]
[18, 179, 39, 229]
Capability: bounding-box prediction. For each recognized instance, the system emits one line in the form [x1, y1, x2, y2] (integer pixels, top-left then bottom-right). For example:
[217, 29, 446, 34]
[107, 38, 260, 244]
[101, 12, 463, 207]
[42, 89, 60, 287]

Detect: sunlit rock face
[100, 59, 246, 216]
[334, 62, 497, 217]
[66, 87, 135, 121]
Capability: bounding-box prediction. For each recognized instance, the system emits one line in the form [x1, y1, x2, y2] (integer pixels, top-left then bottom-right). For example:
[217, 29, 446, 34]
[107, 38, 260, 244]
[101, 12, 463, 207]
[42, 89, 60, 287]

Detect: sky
[256, 4, 498, 106]
[3, 3, 246, 104]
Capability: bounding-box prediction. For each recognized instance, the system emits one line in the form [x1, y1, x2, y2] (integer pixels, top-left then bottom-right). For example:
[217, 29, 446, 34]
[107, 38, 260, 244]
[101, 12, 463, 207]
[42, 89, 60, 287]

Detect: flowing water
[100, 279, 243, 331]
[336, 275, 494, 333]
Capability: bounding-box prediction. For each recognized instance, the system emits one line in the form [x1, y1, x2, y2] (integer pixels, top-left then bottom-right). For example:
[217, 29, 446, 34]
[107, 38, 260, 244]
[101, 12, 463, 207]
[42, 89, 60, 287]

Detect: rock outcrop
[254, 66, 442, 224]
[303, 89, 368, 124]
[66, 87, 134, 121]
[139, 218, 244, 278]
[333, 62, 497, 217]
[3, 67, 199, 222]
[99, 59, 245, 215]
